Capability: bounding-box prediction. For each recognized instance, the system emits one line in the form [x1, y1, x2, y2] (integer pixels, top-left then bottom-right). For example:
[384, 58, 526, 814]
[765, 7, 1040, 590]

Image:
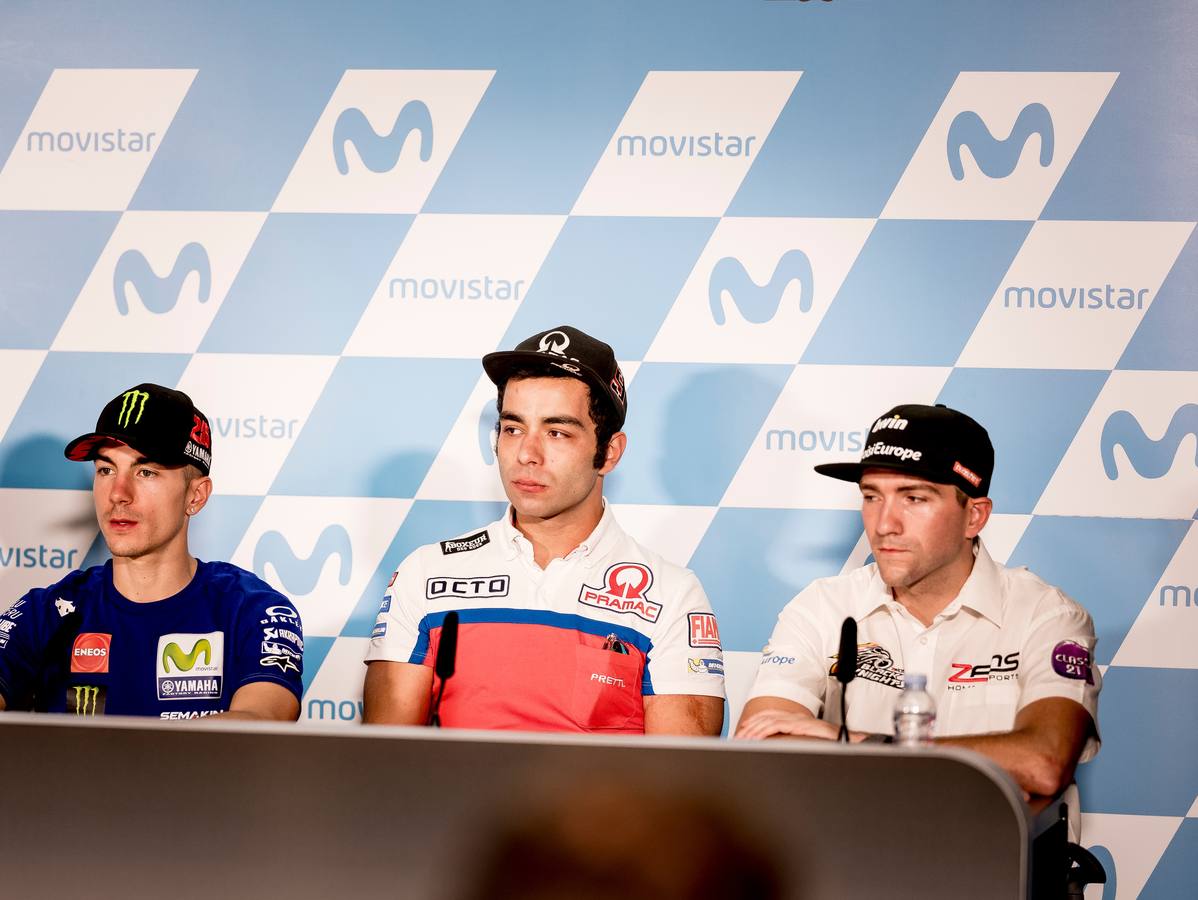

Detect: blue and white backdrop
[0, 2, 1194, 895]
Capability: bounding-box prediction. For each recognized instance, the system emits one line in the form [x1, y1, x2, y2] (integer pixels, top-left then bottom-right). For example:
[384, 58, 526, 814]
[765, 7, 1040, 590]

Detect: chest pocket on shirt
[570, 645, 643, 731]
[945, 680, 1020, 735]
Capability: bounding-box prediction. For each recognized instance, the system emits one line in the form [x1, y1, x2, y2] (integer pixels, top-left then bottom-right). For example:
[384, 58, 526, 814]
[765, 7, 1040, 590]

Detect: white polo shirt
[748, 540, 1101, 760]
[365, 505, 725, 733]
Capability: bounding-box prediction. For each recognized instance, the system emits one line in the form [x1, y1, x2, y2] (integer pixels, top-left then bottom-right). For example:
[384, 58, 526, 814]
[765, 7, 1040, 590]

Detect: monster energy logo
[162, 638, 212, 673]
[117, 389, 149, 428]
[71, 684, 101, 715]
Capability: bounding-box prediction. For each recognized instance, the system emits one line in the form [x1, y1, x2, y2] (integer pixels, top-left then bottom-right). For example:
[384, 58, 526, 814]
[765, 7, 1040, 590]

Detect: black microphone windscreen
[836, 617, 857, 686]
[435, 611, 459, 681]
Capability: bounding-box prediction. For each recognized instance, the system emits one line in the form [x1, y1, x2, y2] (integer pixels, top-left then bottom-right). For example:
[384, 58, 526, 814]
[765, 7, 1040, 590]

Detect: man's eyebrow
[95, 452, 156, 467]
[543, 415, 585, 429]
[499, 411, 525, 423]
[859, 480, 938, 494]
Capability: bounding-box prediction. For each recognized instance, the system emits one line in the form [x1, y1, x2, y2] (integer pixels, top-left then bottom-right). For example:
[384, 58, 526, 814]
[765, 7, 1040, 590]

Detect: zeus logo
[478, 401, 498, 466]
[946, 102, 1054, 181]
[708, 249, 814, 325]
[112, 243, 211, 316]
[332, 102, 434, 175]
[162, 638, 211, 673]
[1100, 405, 1198, 480]
[253, 525, 353, 594]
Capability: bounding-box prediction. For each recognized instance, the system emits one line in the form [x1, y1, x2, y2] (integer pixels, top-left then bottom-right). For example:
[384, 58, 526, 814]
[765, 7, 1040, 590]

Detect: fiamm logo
[946, 102, 1054, 181]
[253, 525, 353, 594]
[332, 101, 434, 175]
[1100, 404, 1198, 480]
[112, 242, 211, 315]
[708, 249, 814, 325]
[162, 638, 212, 672]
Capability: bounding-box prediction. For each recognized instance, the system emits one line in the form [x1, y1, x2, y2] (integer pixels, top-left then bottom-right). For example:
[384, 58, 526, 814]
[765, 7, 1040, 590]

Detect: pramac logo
[946, 102, 1054, 181]
[332, 101, 434, 175]
[1100, 404, 1198, 480]
[253, 525, 353, 595]
[578, 562, 660, 623]
[708, 249, 814, 325]
[112, 242, 211, 315]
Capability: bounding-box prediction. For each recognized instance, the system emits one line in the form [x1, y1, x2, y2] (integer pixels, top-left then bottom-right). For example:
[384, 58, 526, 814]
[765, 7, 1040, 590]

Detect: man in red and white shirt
[362, 326, 725, 735]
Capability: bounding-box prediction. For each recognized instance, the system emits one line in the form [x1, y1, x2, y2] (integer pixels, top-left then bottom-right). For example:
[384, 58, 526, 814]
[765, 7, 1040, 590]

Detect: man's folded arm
[643, 693, 723, 736]
[936, 697, 1093, 796]
[217, 681, 300, 721]
[362, 660, 433, 725]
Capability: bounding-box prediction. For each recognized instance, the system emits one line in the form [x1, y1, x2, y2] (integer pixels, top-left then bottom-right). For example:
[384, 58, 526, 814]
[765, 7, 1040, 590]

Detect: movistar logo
[162, 638, 212, 673]
[332, 101, 434, 175]
[117, 390, 149, 428]
[254, 525, 353, 595]
[946, 102, 1054, 181]
[71, 684, 101, 716]
[1100, 404, 1198, 480]
[708, 249, 814, 325]
[113, 242, 211, 316]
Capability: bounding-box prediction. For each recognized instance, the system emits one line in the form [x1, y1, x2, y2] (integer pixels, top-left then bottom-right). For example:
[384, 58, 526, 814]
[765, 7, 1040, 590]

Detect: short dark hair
[496, 367, 619, 469]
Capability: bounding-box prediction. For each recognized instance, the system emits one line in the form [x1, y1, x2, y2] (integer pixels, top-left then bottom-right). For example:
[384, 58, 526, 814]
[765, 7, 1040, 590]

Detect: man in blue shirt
[0, 383, 303, 720]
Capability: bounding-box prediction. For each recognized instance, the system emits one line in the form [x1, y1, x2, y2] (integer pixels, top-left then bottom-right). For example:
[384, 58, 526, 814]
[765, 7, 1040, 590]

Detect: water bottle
[893, 673, 936, 747]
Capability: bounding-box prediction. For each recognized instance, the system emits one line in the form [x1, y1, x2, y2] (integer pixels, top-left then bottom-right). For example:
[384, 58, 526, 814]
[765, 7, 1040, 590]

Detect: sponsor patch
[761, 654, 795, 666]
[1052, 641, 1094, 683]
[379, 595, 392, 613]
[371, 622, 388, 639]
[426, 575, 510, 600]
[440, 530, 490, 555]
[688, 612, 721, 649]
[260, 605, 300, 625]
[829, 642, 904, 690]
[952, 461, 982, 487]
[157, 632, 224, 700]
[55, 597, 76, 617]
[687, 657, 725, 676]
[261, 655, 299, 674]
[946, 652, 1020, 689]
[71, 632, 112, 674]
[578, 562, 660, 623]
[387, 570, 398, 588]
[66, 683, 106, 716]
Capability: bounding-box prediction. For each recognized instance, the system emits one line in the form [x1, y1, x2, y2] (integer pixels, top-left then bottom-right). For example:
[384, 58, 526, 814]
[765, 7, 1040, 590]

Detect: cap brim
[814, 459, 961, 488]
[64, 433, 129, 461]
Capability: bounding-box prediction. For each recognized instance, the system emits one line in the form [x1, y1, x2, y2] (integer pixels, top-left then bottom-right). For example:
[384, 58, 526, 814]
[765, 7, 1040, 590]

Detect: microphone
[428, 611, 459, 727]
[836, 617, 857, 743]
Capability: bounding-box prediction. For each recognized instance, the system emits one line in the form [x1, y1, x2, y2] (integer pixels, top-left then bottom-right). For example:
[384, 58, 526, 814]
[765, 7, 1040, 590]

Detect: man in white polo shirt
[736, 404, 1101, 798]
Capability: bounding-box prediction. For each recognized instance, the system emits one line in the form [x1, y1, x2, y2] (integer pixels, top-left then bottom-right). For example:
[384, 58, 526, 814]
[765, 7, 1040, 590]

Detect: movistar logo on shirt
[156, 632, 224, 700]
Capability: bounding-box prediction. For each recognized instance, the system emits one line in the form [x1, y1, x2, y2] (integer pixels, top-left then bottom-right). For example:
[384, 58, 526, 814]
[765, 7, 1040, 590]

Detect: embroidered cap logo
[117, 389, 149, 428]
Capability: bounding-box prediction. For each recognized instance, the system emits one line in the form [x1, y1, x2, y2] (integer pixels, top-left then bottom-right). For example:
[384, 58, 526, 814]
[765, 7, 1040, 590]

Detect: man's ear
[965, 496, 992, 539]
[598, 431, 627, 476]
[186, 475, 213, 517]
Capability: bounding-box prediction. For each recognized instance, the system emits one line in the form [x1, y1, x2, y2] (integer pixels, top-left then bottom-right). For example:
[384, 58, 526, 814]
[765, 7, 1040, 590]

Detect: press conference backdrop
[0, 1, 1194, 895]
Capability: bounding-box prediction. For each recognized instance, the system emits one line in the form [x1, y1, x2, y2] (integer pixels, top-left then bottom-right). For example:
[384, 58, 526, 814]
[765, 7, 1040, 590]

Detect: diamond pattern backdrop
[1, 2, 1195, 895]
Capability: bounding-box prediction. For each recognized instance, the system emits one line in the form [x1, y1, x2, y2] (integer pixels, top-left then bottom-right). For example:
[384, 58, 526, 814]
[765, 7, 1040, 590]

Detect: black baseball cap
[482, 325, 628, 429]
[64, 383, 213, 475]
[815, 403, 994, 498]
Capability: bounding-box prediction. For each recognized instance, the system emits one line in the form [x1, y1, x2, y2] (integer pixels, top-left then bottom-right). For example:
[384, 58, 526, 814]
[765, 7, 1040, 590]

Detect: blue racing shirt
[0, 560, 303, 719]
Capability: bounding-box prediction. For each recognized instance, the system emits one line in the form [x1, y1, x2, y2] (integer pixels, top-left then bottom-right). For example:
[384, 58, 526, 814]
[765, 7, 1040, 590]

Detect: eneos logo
[71, 632, 112, 674]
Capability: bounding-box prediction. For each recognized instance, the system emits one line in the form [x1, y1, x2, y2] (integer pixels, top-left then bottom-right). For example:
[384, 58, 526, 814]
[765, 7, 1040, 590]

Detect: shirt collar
[853, 538, 1003, 626]
[498, 500, 617, 565]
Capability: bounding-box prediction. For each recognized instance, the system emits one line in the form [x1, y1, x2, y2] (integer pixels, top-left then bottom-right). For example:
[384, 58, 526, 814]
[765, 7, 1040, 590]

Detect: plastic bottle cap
[904, 673, 927, 690]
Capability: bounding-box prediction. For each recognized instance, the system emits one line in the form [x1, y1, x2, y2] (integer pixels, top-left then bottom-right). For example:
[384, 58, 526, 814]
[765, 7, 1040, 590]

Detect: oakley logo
[117, 390, 149, 428]
[113, 243, 211, 316]
[946, 102, 1054, 181]
[537, 331, 571, 355]
[332, 101, 434, 175]
[162, 638, 212, 673]
[1100, 405, 1198, 480]
[253, 525, 353, 594]
[708, 249, 814, 325]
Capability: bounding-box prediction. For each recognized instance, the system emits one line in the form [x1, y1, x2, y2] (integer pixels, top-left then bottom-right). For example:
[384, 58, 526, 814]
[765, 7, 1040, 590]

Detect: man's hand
[735, 695, 840, 741]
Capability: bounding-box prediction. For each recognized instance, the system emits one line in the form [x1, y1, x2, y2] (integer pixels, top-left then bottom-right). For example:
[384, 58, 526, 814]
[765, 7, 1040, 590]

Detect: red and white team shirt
[365, 506, 726, 733]
[748, 540, 1102, 759]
